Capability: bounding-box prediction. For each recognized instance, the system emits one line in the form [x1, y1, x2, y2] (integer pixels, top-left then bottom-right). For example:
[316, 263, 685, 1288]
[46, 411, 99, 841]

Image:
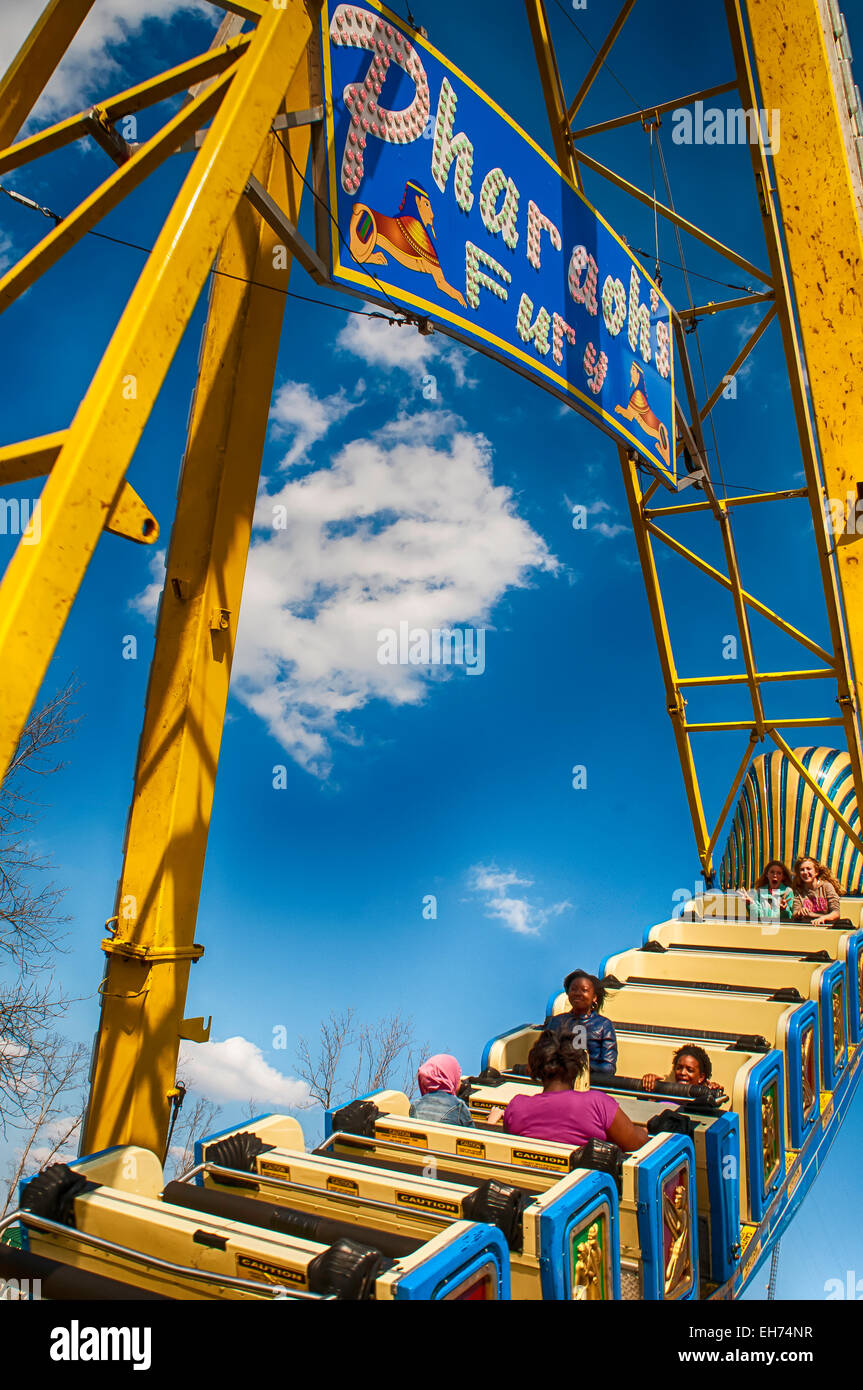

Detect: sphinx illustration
[348, 179, 466, 307]
[615, 361, 671, 468]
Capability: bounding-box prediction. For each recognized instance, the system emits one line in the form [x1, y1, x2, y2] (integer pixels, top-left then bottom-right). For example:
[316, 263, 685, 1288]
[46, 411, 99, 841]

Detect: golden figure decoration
[348, 179, 467, 306]
[572, 1246, 590, 1300]
[585, 1222, 603, 1300]
[614, 362, 671, 468]
[801, 1029, 816, 1115]
[663, 1183, 691, 1298]
[572, 1222, 603, 1300]
[832, 987, 844, 1064]
[762, 1089, 778, 1180]
[858, 956, 863, 1028]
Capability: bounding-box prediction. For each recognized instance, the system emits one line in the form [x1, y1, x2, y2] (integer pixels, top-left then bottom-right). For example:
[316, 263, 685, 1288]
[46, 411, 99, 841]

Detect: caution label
[738, 1224, 757, 1257]
[259, 1160, 291, 1181]
[377, 1126, 429, 1148]
[741, 1239, 761, 1282]
[396, 1191, 460, 1217]
[326, 1174, 359, 1197]
[512, 1147, 568, 1171]
[237, 1253, 305, 1287]
[455, 1139, 486, 1159]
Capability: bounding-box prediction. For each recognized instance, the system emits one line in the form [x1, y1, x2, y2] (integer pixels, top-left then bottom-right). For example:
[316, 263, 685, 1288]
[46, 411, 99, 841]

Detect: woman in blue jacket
[544, 969, 617, 1076]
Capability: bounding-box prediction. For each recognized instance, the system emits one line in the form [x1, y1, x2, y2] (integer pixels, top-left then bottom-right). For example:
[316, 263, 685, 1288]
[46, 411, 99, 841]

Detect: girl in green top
[741, 860, 794, 921]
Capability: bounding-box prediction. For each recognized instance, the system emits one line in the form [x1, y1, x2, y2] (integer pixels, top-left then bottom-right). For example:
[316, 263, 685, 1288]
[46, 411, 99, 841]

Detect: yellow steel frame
[0, 0, 317, 1155]
[524, 0, 863, 876]
[2, 0, 862, 1158]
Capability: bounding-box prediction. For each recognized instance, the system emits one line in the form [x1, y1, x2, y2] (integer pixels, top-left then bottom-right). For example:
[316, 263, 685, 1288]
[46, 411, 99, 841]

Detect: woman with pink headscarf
[410, 1054, 475, 1128]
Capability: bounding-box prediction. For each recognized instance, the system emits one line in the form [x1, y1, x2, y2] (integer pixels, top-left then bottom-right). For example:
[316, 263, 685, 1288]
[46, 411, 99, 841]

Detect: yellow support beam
[644, 520, 834, 665]
[523, 0, 582, 189]
[80, 51, 314, 1160]
[678, 669, 835, 687]
[571, 81, 738, 139]
[0, 432, 157, 543]
[646, 487, 807, 518]
[0, 0, 97, 148]
[0, 430, 66, 485]
[728, 0, 861, 834]
[769, 729, 863, 857]
[0, 1, 313, 794]
[0, 71, 235, 313]
[699, 305, 777, 422]
[706, 732, 759, 864]
[574, 146, 772, 286]
[619, 446, 712, 872]
[565, 0, 638, 125]
[742, 0, 863, 767]
[0, 36, 250, 177]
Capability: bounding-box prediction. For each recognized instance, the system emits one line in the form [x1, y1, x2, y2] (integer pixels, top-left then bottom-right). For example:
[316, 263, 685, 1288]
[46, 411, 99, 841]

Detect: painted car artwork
[320, 0, 677, 480]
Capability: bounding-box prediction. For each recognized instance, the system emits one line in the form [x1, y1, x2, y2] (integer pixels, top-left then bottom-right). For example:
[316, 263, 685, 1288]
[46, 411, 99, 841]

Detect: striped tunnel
[719, 747, 863, 891]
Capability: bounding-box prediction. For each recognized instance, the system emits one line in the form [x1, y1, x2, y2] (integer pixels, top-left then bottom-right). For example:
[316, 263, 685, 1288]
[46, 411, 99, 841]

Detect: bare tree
[164, 1093, 223, 1181]
[1, 1035, 88, 1215]
[296, 1009, 429, 1110]
[0, 681, 77, 974]
[0, 683, 87, 1204]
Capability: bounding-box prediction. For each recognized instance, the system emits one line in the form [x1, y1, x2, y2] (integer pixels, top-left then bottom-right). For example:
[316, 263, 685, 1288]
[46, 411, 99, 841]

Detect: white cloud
[336, 310, 478, 391]
[468, 863, 571, 937]
[270, 380, 360, 470]
[220, 404, 557, 775]
[0, 232, 15, 275]
[564, 493, 629, 541]
[129, 546, 166, 621]
[1, 1, 215, 126]
[178, 1036, 311, 1109]
[337, 311, 438, 374]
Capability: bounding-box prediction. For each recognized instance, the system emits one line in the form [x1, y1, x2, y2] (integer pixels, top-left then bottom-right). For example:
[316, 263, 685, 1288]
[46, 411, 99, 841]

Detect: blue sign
[319, 0, 676, 481]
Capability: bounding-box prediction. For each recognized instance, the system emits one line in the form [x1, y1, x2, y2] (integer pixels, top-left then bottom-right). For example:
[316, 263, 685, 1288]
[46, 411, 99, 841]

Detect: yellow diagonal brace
[769, 729, 863, 857]
[0, 71, 234, 313]
[0, 0, 96, 148]
[0, 431, 156, 543]
[645, 521, 834, 664]
[0, 1, 313, 791]
[678, 292, 774, 321]
[0, 37, 250, 177]
[575, 146, 772, 286]
[699, 305, 777, 421]
[571, 81, 738, 139]
[0, 430, 66, 485]
[706, 732, 759, 863]
[566, 0, 638, 124]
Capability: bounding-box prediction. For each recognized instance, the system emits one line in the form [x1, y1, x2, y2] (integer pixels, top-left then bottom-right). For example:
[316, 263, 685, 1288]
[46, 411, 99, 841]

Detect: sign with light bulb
[319, 0, 677, 482]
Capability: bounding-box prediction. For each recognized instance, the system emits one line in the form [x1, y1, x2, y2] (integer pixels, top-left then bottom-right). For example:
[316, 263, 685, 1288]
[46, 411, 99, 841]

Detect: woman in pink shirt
[500, 1031, 648, 1152]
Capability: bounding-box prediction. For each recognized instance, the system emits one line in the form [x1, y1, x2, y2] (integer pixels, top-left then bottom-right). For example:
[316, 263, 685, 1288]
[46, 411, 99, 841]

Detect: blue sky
[1, 0, 862, 1298]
